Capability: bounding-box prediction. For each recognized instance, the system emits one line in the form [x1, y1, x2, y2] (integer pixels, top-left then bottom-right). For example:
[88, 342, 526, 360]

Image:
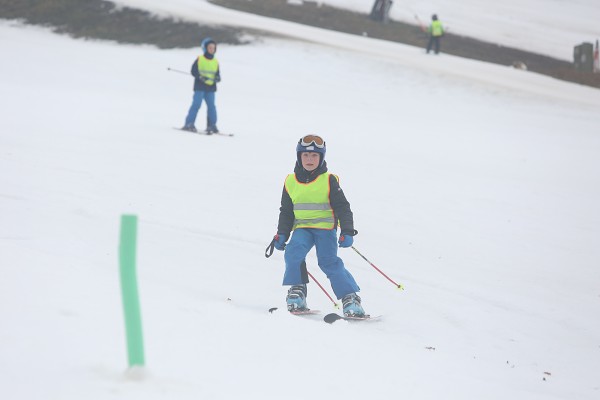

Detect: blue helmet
[296, 135, 326, 168]
[201, 37, 216, 53]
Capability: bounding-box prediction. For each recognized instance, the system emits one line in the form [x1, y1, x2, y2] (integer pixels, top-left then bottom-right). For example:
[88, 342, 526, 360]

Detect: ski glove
[274, 234, 287, 250]
[338, 233, 354, 248]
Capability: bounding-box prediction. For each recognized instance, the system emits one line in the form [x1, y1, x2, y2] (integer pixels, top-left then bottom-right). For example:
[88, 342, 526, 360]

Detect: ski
[290, 309, 320, 316]
[267, 307, 320, 316]
[323, 313, 382, 324]
[173, 127, 234, 137]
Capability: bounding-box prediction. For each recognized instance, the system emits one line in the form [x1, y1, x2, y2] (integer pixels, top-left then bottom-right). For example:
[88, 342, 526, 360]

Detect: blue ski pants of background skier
[426, 36, 441, 54]
[184, 91, 217, 127]
[283, 228, 360, 299]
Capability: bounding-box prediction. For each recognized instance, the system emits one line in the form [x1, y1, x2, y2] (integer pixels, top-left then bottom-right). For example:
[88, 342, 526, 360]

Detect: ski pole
[306, 270, 340, 309]
[414, 14, 427, 33]
[351, 246, 404, 290]
[167, 67, 189, 75]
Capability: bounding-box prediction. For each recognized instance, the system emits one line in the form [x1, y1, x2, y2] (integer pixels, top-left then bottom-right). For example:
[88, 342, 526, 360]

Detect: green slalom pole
[119, 214, 145, 367]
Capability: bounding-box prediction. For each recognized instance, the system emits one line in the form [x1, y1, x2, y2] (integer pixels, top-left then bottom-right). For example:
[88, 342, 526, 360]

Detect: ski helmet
[296, 135, 326, 168]
[201, 37, 217, 53]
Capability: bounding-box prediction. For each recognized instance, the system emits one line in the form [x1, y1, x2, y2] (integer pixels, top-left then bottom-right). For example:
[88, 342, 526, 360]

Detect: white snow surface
[112, 0, 600, 61]
[1, 3, 600, 399]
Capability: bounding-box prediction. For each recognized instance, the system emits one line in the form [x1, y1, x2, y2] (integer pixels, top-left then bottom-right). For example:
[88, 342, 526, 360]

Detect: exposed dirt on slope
[0, 0, 267, 48]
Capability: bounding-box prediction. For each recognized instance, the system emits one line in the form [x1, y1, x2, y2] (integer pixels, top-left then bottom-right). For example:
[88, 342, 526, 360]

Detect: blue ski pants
[426, 36, 441, 54]
[184, 91, 217, 127]
[283, 228, 360, 299]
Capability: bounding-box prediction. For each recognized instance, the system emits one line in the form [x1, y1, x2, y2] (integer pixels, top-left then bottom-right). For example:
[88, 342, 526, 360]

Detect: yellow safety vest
[430, 20, 444, 37]
[284, 173, 337, 230]
[197, 56, 219, 85]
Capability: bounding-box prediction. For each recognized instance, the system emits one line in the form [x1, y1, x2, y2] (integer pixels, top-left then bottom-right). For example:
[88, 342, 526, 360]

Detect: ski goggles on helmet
[299, 135, 325, 148]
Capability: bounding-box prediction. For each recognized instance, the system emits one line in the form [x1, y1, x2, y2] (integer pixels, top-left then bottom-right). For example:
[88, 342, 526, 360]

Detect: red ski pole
[307, 270, 340, 309]
[414, 14, 427, 33]
[351, 246, 404, 290]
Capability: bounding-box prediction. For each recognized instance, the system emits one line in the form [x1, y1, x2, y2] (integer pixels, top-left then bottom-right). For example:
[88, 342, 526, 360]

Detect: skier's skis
[267, 307, 320, 316]
[323, 313, 381, 324]
[290, 309, 320, 316]
[173, 127, 234, 137]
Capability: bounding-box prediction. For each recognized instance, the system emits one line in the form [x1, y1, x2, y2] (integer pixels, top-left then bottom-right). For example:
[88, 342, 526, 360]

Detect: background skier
[182, 37, 221, 134]
[425, 14, 445, 54]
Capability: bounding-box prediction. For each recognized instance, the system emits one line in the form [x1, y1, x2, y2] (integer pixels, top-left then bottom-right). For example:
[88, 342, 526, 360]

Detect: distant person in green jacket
[426, 14, 444, 54]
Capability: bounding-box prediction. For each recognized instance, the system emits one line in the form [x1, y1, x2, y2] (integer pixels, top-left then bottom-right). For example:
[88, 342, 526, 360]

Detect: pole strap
[265, 239, 276, 258]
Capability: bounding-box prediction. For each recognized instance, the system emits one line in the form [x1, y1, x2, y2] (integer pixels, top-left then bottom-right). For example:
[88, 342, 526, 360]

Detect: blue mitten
[338, 233, 354, 248]
[274, 234, 287, 250]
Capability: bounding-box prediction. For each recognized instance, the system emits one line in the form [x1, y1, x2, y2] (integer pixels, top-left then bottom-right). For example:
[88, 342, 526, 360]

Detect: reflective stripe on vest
[284, 173, 335, 230]
[197, 56, 219, 85]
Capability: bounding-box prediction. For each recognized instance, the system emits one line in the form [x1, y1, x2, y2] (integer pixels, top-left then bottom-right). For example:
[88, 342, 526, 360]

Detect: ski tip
[324, 313, 343, 324]
[268, 307, 278, 313]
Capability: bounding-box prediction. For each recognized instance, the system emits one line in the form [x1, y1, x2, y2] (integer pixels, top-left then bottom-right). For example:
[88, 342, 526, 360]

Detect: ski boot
[342, 293, 365, 317]
[181, 125, 197, 133]
[286, 284, 308, 312]
[205, 125, 219, 135]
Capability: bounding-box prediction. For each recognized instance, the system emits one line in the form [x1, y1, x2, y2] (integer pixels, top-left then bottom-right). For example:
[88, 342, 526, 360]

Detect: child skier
[271, 135, 366, 317]
[182, 37, 221, 134]
[425, 14, 445, 54]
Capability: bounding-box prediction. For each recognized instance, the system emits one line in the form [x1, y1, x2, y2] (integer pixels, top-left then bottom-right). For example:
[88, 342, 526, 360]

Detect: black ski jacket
[277, 161, 357, 239]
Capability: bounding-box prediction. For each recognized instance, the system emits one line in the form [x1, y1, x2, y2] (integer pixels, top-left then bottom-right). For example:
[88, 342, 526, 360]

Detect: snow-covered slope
[1, 7, 600, 400]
